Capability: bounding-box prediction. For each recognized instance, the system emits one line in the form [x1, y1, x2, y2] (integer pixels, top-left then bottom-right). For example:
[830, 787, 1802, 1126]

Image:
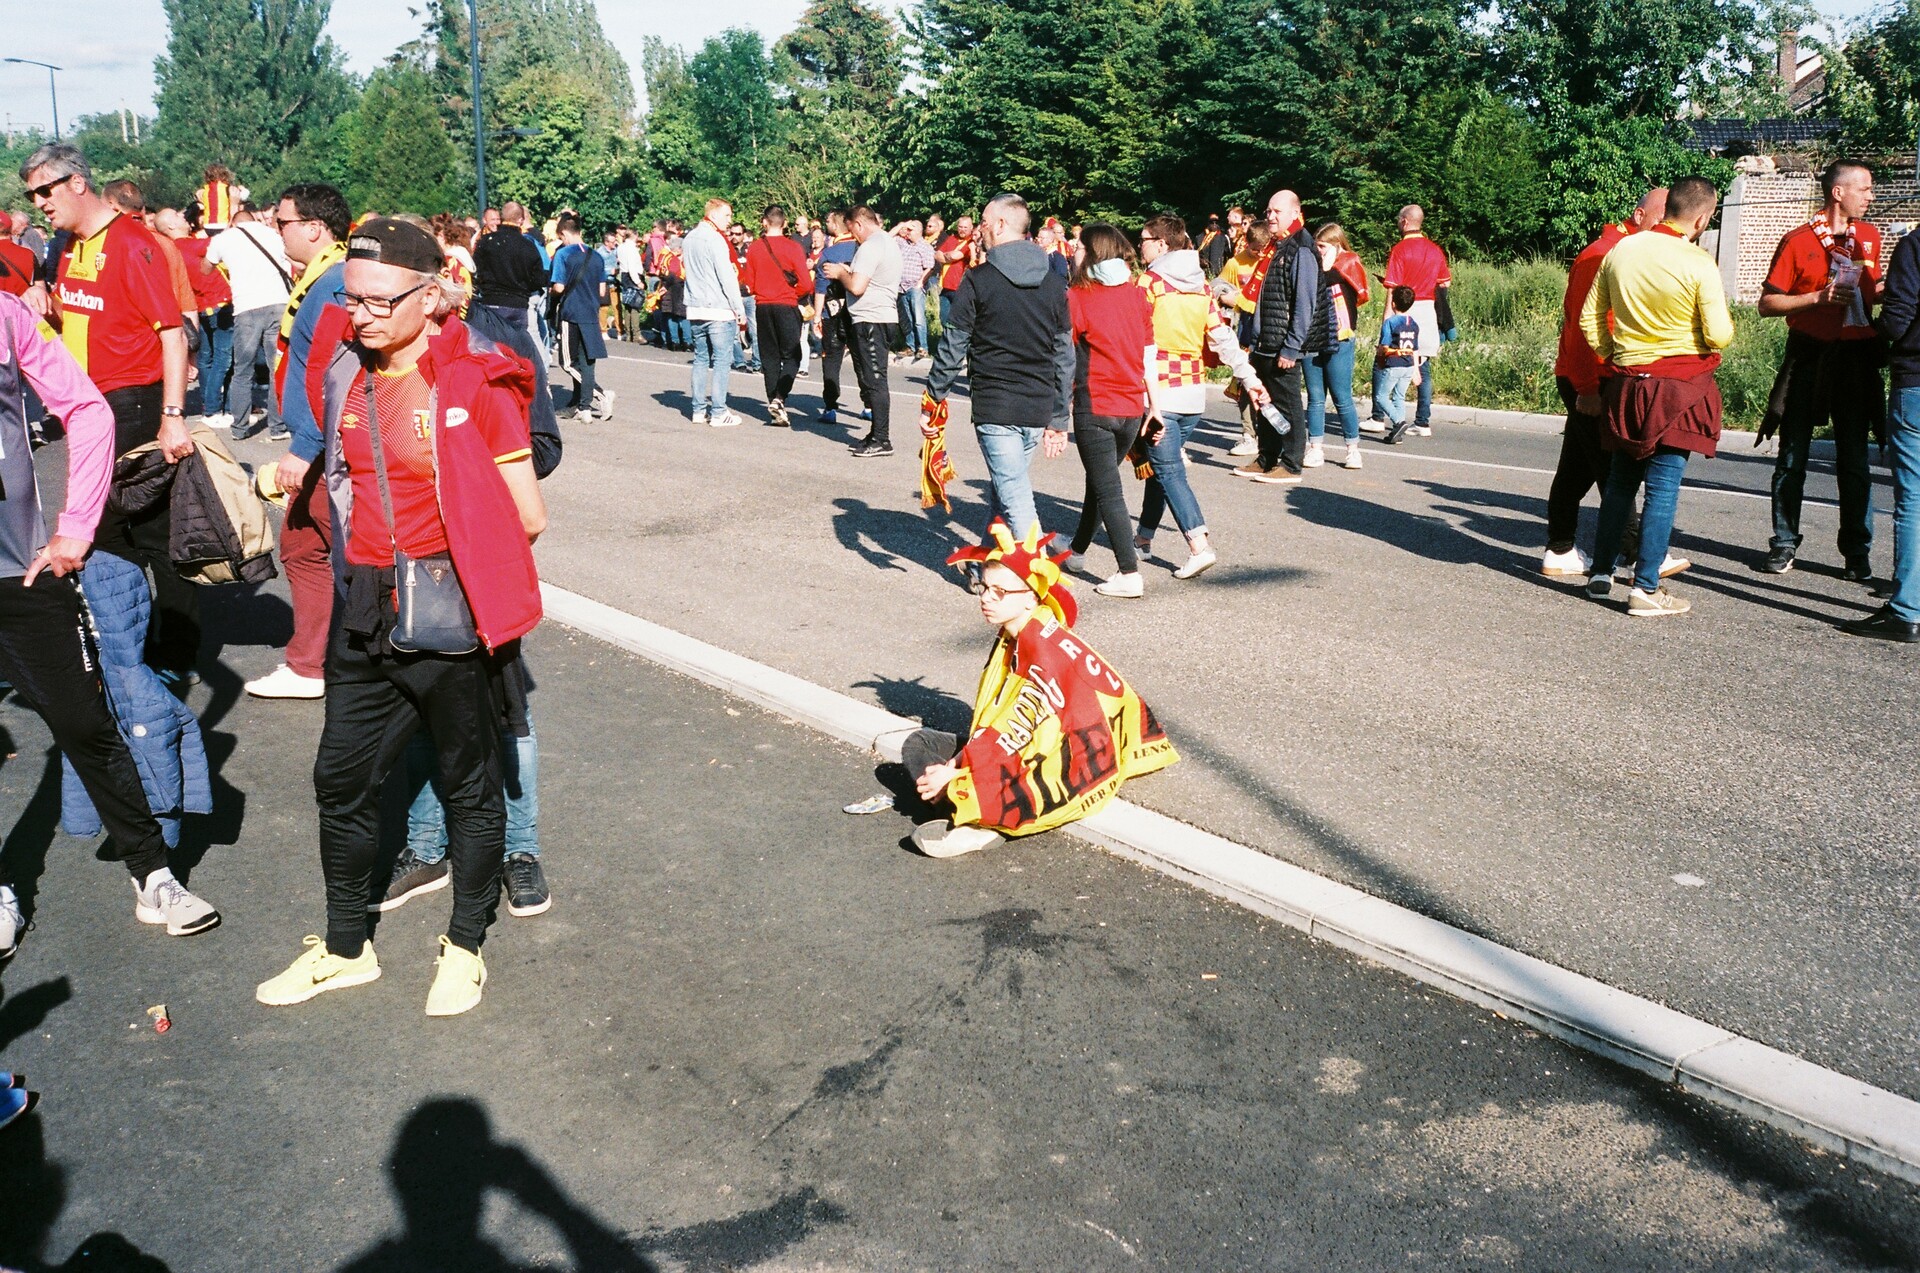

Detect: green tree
[686, 30, 789, 194]
[1829, 0, 1920, 154]
[343, 64, 458, 214]
[152, 0, 354, 192]
[766, 0, 905, 211]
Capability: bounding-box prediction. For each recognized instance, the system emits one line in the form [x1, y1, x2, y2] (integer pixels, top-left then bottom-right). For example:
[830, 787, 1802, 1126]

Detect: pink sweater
[2, 293, 115, 541]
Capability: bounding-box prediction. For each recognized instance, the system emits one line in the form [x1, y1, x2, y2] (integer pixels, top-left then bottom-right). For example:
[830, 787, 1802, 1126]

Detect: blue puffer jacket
[60, 551, 211, 847]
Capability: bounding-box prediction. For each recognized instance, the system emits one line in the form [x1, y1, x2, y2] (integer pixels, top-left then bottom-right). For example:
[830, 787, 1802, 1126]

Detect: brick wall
[1719, 173, 1920, 302]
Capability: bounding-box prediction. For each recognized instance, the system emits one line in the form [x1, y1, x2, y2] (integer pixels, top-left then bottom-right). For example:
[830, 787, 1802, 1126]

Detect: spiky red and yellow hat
[946, 521, 1077, 627]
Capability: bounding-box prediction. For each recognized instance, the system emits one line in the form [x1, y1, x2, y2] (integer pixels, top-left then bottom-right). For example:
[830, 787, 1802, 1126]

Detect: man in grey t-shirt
[823, 204, 904, 456]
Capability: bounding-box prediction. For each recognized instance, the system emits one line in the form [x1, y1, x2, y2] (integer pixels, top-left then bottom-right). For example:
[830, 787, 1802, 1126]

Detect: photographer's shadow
[336, 1098, 654, 1273]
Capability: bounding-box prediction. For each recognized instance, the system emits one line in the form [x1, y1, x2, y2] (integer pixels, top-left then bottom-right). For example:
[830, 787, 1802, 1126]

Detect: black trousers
[1250, 354, 1307, 473]
[757, 304, 803, 403]
[819, 310, 860, 413]
[314, 618, 509, 957]
[1071, 413, 1142, 572]
[1549, 376, 1644, 559]
[849, 320, 894, 445]
[0, 573, 170, 884]
[1769, 335, 1880, 559]
[97, 383, 200, 675]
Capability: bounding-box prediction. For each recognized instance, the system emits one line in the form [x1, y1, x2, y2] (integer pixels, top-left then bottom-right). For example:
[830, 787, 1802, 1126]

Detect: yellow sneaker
[256, 935, 380, 1006]
[425, 936, 486, 1017]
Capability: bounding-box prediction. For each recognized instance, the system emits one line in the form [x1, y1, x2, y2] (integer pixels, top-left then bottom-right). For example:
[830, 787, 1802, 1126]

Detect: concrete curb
[542, 582, 1920, 1185]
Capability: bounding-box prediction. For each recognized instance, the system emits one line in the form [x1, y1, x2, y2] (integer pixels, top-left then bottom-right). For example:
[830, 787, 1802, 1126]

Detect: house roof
[1684, 117, 1842, 153]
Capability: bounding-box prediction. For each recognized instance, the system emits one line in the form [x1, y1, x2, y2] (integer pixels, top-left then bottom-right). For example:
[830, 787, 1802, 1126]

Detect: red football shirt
[1383, 233, 1451, 300]
[1554, 223, 1630, 393]
[174, 236, 232, 311]
[1764, 220, 1883, 343]
[935, 234, 973, 292]
[0, 241, 33, 296]
[55, 214, 182, 394]
[341, 363, 531, 568]
[1069, 281, 1153, 417]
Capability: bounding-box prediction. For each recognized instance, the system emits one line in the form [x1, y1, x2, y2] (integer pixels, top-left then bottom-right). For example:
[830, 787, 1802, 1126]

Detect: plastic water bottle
[1260, 401, 1290, 436]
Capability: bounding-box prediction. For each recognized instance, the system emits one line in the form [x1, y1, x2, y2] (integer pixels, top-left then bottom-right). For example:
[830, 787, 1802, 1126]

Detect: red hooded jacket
[323, 314, 541, 650]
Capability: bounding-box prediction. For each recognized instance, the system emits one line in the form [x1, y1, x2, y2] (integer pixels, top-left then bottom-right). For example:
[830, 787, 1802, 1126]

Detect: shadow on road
[334, 1098, 849, 1273]
[0, 1110, 172, 1271]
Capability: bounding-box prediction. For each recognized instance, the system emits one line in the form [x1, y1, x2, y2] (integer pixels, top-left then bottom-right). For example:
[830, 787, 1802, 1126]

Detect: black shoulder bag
[363, 376, 479, 655]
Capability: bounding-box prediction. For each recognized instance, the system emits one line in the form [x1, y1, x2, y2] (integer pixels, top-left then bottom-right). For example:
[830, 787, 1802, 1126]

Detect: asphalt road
[2, 606, 1916, 1270]
[516, 343, 1920, 1108]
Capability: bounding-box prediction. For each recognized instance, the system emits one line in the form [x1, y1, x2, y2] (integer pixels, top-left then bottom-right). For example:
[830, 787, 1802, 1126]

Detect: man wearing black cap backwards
[256, 217, 547, 1017]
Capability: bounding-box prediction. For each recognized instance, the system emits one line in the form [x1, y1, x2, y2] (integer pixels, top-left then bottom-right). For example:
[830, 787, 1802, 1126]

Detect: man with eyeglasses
[243, 182, 354, 701]
[256, 217, 546, 1017]
[17, 143, 201, 685]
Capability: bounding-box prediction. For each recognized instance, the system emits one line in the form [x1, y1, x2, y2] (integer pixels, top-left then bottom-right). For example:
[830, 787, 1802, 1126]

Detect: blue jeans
[1888, 385, 1920, 621]
[898, 286, 928, 354]
[1378, 366, 1415, 425]
[734, 296, 759, 369]
[976, 422, 1043, 540]
[1593, 447, 1688, 594]
[1306, 339, 1359, 442]
[195, 306, 233, 417]
[1372, 355, 1433, 426]
[691, 320, 736, 414]
[1138, 412, 1206, 540]
[405, 728, 540, 862]
[228, 304, 281, 426]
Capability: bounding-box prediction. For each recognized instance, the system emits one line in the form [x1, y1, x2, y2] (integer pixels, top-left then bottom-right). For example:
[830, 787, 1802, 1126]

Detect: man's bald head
[1265, 189, 1301, 231]
[1398, 204, 1425, 232]
[1630, 188, 1668, 231]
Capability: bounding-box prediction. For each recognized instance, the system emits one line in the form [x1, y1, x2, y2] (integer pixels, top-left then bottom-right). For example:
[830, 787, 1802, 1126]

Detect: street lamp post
[467, 0, 486, 211]
[3, 58, 61, 141]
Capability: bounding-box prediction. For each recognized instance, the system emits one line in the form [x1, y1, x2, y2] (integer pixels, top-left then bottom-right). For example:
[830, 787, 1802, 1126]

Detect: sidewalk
[2, 611, 1914, 1269]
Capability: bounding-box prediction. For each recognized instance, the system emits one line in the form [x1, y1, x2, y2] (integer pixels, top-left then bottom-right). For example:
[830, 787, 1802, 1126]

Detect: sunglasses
[333, 283, 429, 317]
[26, 174, 75, 202]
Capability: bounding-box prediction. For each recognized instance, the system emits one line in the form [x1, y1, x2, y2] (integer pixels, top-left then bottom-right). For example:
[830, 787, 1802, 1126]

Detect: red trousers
[281, 463, 335, 679]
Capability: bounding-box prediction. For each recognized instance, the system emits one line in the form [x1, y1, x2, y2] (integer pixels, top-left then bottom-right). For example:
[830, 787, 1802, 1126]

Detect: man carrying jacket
[1234, 189, 1325, 485]
[923, 193, 1074, 542]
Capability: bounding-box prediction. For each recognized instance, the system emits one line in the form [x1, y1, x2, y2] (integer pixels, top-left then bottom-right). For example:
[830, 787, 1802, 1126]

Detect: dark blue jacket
[1877, 232, 1920, 389]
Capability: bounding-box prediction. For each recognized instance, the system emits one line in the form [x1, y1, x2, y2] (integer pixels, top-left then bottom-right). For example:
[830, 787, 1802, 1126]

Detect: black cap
[346, 217, 444, 273]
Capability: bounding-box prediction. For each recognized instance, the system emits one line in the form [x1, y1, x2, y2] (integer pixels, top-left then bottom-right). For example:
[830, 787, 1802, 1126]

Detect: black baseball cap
[346, 217, 444, 273]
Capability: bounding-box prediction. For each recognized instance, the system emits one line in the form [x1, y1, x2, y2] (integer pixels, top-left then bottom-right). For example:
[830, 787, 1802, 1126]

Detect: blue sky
[0, 0, 1877, 139]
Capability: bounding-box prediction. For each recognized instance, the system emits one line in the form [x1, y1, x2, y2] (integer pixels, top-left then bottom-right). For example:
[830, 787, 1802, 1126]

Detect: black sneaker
[1382, 419, 1410, 445]
[1759, 546, 1796, 574]
[1843, 557, 1875, 583]
[850, 439, 894, 458]
[371, 850, 451, 913]
[503, 853, 551, 917]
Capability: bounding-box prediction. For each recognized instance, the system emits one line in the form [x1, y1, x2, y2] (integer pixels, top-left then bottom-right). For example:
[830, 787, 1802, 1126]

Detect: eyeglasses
[1139, 234, 1160, 244]
[26, 174, 75, 202]
[275, 216, 317, 231]
[333, 283, 428, 317]
[971, 581, 1034, 603]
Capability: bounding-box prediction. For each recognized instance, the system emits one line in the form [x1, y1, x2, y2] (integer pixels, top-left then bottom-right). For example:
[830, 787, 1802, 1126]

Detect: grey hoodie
[927, 240, 1074, 430]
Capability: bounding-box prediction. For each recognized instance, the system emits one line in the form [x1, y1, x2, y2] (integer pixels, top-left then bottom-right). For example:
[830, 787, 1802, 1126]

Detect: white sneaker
[0, 884, 22, 960]
[133, 869, 221, 936]
[592, 387, 617, 421]
[710, 409, 742, 427]
[1542, 547, 1592, 579]
[1095, 571, 1144, 598]
[1174, 548, 1217, 580]
[1614, 553, 1692, 581]
[911, 820, 1006, 858]
[245, 664, 324, 700]
[1358, 419, 1388, 436]
[1302, 441, 1325, 469]
[1341, 442, 1363, 469]
[206, 412, 234, 431]
[691, 408, 710, 425]
[1410, 424, 1432, 437]
[1228, 436, 1259, 457]
[1064, 552, 1087, 573]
